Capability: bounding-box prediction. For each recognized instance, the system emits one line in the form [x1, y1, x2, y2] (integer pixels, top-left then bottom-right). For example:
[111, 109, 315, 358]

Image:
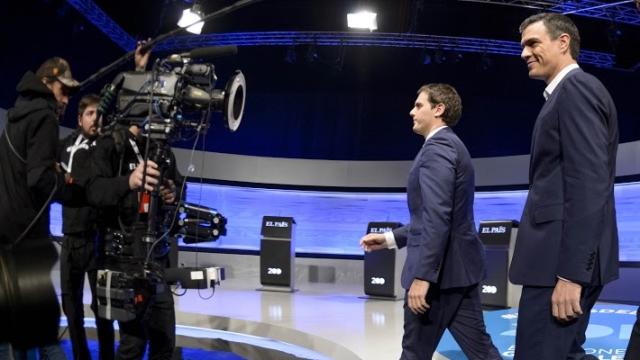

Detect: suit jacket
[393, 127, 486, 290]
[509, 68, 619, 287]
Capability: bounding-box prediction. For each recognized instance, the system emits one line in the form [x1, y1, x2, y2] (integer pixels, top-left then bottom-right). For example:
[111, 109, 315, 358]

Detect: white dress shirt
[543, 63, 580, 101]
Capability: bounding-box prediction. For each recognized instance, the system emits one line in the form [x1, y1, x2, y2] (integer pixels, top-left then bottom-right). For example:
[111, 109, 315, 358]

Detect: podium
[258, 216, 297, 292]
[362, 222, 405, 300]
[478, 220, 521, 308]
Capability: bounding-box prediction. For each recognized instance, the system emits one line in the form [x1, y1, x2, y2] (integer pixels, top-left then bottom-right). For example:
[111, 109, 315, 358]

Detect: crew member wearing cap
[0, 57, 81, 241]
[0, 57, 81, 352]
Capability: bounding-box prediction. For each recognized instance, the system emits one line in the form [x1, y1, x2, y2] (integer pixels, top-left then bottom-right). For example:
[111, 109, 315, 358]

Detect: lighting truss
[458, 0, 640, 26]
[65, 0, 616, 68]
[66, 0, 136, 51]
[153, 31, 615, 68]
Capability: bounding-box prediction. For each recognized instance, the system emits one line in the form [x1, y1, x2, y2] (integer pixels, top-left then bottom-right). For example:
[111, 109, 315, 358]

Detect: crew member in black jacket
[0, 57, 79, 354]
[59, 94, 115, 360]
[85, 118, 183, 359]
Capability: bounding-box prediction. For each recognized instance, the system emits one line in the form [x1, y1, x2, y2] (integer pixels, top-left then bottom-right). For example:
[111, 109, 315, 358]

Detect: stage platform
[50, 251, 636, 360]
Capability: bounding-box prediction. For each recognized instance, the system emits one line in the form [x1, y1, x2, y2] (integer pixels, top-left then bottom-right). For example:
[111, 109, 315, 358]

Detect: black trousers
[60, 234, 115, 360]
[116, 283, 176, 360]
[514, 285, 602, 360]
[400, 283, 501, 360]
[625, 308, 640, 360]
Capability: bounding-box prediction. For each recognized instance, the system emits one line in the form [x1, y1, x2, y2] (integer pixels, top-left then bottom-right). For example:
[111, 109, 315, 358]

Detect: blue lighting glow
[50, 181, 640, 261]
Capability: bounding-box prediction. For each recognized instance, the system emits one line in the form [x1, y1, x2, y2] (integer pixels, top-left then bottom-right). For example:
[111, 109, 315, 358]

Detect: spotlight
[177, 2, 204, 34]
[347, 11, 377, 31]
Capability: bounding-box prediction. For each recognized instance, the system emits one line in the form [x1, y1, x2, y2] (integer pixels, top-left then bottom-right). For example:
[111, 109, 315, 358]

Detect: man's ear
[558, 33, 571, 55]
[434, 103, 446, 118]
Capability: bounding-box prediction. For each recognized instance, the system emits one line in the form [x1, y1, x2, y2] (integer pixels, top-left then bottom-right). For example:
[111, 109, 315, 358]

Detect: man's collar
[544, 63, 580, 100]
[425, 125, 448, 142]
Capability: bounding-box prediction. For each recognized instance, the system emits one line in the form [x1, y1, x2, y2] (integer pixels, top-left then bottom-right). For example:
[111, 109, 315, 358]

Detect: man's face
[409, 91, 442, 137]
[46, 80, 71, 117]
[520, 21, 567, 83]
[78, 104, 98, 138]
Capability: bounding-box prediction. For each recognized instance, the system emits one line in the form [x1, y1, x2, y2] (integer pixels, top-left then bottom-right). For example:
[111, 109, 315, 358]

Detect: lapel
[529, 99, 551, 181]
[528, 68, 581, 181]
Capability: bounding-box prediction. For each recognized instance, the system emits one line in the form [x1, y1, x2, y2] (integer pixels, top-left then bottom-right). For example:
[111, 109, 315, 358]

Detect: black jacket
[58, 130, 97, 235]
[85, 127, 184, 233]
[0, 72, 68, 243]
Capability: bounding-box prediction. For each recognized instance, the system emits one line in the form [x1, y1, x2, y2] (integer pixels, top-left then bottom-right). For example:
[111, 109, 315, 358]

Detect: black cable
[197, 285, 215, 300]
[57, 326, 68, 341]
[2, 129, 59, 249]
[171, 285, 188, 297]
[12, 174, 58, 249]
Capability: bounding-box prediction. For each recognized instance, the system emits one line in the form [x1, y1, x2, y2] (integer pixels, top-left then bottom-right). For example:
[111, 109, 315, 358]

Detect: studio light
[347, 11, 377, 31]
[178, 2, 204, 34]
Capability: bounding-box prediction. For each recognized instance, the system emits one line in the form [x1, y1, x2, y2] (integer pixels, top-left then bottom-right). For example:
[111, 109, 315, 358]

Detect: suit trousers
[514, 285, 602, 360]
[625, 308, 640, 360]
[400, 283, 501, 360]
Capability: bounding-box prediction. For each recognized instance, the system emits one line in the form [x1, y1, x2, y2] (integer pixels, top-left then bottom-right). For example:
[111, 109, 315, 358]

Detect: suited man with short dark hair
[360, 83, 500, 359]
[509, 13, 619, 360]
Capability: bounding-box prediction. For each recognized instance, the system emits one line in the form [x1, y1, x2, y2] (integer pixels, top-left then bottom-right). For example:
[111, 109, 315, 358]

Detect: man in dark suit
[626, 313, 640, 360]
[360, 83, 500, 359]
[509, 13, 619, 360]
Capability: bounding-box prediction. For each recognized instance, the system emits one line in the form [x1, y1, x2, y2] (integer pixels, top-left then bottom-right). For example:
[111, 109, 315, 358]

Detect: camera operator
[0, 57, 82, 357]
[83, 41, 184, 360]
[87, 124, 183, 360]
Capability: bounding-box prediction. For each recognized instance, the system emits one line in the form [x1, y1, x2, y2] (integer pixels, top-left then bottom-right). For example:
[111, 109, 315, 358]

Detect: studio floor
[52, 260, 635, 360]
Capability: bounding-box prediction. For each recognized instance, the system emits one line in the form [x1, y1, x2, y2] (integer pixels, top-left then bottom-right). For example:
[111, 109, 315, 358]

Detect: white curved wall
[172, 141, 640, 188]
[0, 109, 636, 188]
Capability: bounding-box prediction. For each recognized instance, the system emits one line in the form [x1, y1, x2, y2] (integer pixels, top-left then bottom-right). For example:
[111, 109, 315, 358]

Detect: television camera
[95, 46, 243, 321]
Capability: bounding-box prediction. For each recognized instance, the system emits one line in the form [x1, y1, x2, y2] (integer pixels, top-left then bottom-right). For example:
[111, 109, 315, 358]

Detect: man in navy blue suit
[509, 13, 619, 360]
[360, 84, 500, 359]
[626, 314, 640, 360]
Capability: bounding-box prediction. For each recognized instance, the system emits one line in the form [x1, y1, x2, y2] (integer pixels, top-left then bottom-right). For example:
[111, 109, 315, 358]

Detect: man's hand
[359, 233, 387, 252]
[129, 160, 160, 192]
[551, 278, 583, 322]
[408, 279, 430, 315]
[135, 38, 151, 71]
[160, 179, 177, 204]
